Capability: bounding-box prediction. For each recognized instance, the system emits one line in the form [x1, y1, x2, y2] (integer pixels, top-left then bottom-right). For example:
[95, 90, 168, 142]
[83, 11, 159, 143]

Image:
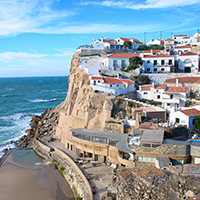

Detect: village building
[170, 108, 200, 129]
[90, 76, 135, 96]
[141, 53, 174, 73]
[146, 39, 163, 46]
[137, 83, 189, 110]
[165, 76, 200, 93]
[115, 37, 143, 50]
[132, 106, 166, 121]
[164, 39, 174, 52]
[174, 45, 192, 54]
[103, 53, 140, 71]
[173, 34, 189, 45]
[66, 128, 191, 168]
[177, 52, 199, 73]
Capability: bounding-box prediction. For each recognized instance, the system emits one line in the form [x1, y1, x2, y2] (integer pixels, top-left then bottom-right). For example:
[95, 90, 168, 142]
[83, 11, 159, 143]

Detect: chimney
[101, 36, 104, 43]
[151, 49, 153, 55]
[176, 78, 178, 87]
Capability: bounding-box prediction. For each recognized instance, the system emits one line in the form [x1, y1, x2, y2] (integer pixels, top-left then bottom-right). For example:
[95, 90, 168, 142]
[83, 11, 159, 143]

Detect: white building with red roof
[174, 46, 192, 54]
[146, 39, 162, 47]
[177, 52, 200, 73]
[164, 39, 174, 52]
[141, 53, 174, 73]
[170, 108, 200, 129]
[115, 37, 143, 50]
[137, 83, 189, 109]
[173, 34, 190, 45]
[90, 76, 135, 96]
[104, 53, 141, 71]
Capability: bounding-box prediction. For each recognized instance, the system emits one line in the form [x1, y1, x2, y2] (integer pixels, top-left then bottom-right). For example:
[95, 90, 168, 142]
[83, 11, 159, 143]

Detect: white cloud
[0, 0, 75, 36]
[80, 0, 200, 9]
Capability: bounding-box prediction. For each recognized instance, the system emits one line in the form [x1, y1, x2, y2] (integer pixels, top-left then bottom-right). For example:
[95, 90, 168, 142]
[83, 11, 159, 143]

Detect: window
[161, 68, 165, 71]
[190, 86, 194, 90]
[117, 85, 119, 87]
[94, 137, 107, 144]
[176, 118, 180, 123]
[109, 139, 117, 146]
[82, 135, 90, 141]
[154, 68, 157, 72]
[154, 60, 157, 65]
[110, 84, 112, 87]
[157, 90, 159, 92]
[193, 119, 196, 125]
[147, 68, 150, 72]
[121, 60, 125, 67]
[72, 132, 80, 138]
[113, 60, 117, 66]
[184, 59, 192, 64]
[144, 92, 148, 95]
[161, 60, 165, 65]
[98, 80, 100, 83]
[167, 103, 171, 106]
[147, 60, 150, 63]
[170, 95, 174, 99]
[184, 50, 188, 52]
[157, 95, 160, 99]
[169, 60, 172, 65]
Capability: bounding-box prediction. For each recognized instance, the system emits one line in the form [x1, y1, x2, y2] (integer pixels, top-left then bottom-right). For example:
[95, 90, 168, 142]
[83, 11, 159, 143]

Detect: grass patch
[59, 167, 65, 174]
[105, 120, 121, 124]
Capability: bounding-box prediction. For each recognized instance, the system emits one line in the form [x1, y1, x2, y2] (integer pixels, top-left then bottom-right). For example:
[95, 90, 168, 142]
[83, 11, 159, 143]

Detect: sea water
[0, 76, 68, 155]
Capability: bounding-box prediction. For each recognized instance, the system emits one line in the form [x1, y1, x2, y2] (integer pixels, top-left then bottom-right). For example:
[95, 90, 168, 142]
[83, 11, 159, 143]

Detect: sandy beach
[0, 150, 74, 200]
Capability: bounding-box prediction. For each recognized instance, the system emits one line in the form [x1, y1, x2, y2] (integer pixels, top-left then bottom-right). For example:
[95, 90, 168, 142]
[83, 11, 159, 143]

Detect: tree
[195, 116, 200, 129]
[137, 44, 148, 50]
[129, 56, 143, 66]
[123, 41, 132, 49]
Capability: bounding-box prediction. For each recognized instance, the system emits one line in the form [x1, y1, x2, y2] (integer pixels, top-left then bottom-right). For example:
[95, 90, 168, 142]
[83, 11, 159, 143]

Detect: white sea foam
[35, 160, 51, 166]
[28, 98, 57, 103]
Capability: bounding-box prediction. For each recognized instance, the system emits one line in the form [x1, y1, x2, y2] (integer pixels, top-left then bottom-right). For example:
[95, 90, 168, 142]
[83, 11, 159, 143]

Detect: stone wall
[33, 139, 93, 200]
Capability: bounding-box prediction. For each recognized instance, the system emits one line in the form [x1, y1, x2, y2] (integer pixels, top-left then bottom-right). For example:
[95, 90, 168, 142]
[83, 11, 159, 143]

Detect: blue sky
[0, 0, 200, 77]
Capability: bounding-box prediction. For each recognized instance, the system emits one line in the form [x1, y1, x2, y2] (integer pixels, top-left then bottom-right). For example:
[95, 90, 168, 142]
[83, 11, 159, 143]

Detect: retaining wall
[33, 139, 93, 200]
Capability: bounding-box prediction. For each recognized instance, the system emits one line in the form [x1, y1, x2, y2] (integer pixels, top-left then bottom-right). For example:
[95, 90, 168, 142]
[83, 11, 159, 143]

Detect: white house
[174, 46, 192, 54]
[103, 53, 141, 71]
[178, 52, 200, 73]
[173, 34, 189, 45]
[146, 39, 162, 47]
[142, 53, 174, 73]
[137, 83, 189, 110]
[170, 108, 200, 129]
[90, 76, 136, 96]
[115, 37, 143, 50]
[164, 39, 174, 52]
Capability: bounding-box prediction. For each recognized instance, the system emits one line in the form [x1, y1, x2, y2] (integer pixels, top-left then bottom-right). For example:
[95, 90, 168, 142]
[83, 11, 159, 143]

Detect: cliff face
[55, 52, 114, 143]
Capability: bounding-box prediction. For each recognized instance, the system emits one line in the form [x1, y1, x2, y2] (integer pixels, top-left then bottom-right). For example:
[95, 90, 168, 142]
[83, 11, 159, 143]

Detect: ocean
[0, 76, 68, 156]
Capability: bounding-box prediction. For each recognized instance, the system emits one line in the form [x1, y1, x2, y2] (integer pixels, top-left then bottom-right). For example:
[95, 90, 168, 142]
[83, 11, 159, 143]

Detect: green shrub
[59, 167, 65, 174]
[76, 197, 83, 200]
[105, 120, 121, 124]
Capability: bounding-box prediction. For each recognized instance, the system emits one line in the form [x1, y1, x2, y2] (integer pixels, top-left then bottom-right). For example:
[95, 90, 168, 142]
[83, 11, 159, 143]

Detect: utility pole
[198, 29, 199, 37]
[171, 32, 173, 39]
[144, 32, 146, 44]
[160, 31, 162, 40]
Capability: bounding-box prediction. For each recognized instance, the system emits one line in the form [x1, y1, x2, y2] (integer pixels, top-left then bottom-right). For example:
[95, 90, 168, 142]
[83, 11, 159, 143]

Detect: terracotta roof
[164, 86, 188, 93]
[106, 53, 140, 58]
[195, 37, 200, 40]
[164, 39, 174, 41]
[174, 46, 191, 49]
[133, 107, 165, 112]
[179, 52, 198, 56]
[143, 54, 174, 58]
[143, 50, 161, 53]
[165, 77, 200, 84]
[140, 84, 166, 91]
[104, 41, 117, 45]
[180, 108, 200, 117]
[119, 38, 143, 44]
[91, 76, 103, 80]
[174, 34, 188, 37]
[165, 44, 173, 46]
[102, 77, 134, 84]
[139, 122, 158, 130]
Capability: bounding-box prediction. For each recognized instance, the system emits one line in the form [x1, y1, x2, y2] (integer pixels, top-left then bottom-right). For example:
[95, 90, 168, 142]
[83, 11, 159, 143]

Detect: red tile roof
[106, 53, 140, 58]
[143, 54, 174, 58]
[174, 46, 191, 49]
[174, 34, 188, 37]
[119, 38, 143, 44]
[91, 76, 103, 80]
[143, 50, 161, 53]
[104, 41, 117, 45]
[140, 84, 166, 91]
[139, 122, 158, 130]
[102, 77, 134, 84]
[180, 108, 200, 117]
[179, 52, 198, 56]
[164, 39, 174, 41]
[165, 77, 200, 84]
[164, 86, 188, 93]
